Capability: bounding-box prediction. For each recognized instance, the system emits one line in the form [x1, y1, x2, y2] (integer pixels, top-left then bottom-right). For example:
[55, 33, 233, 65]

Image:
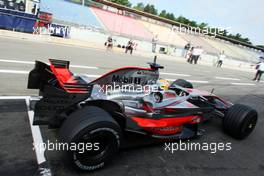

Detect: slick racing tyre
[170, 79, 193, 89]
[59, 106, 122, 171]
[223, 104, 258, 139]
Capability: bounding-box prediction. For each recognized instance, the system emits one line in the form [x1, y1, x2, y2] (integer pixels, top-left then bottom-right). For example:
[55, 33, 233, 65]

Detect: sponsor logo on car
[112, 75, 142, 84]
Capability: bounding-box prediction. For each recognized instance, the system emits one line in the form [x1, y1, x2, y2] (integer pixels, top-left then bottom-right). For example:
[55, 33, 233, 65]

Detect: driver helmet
[157, 79, 170, 91]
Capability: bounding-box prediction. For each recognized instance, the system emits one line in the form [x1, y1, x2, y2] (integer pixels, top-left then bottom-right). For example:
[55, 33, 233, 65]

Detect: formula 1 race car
[28, 58, 258, 171]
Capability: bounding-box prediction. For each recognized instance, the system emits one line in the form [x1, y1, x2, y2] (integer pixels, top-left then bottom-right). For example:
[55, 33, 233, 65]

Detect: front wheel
[223, 104, 258, 139]
[169, 79, 193, 96]
[170, 79, 193, 89]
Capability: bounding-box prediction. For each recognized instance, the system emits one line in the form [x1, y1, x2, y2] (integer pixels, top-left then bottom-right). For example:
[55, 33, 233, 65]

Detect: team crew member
[253, 60, 264, 82]
[190, 46, 203, 64]
[125, 40, 134, 55]
[152, 35, 158, 53]
[17, 0, 25, 12]
[183, 42, 191, 58]
[0, 0, 5, 8]
[105, 36, 113, 51]
[186, 47, 194, 63]
[217, 51, 226, 68]
[6, 0, 15, 10]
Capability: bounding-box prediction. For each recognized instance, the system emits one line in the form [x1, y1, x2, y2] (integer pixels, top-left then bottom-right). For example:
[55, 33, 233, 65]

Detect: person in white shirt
[152, 35, 158, 53]
[253, 59, 264, 82]
[187, 47, 194, 63]
[190, 46, 203, 64]
[217, 51, 226, 68]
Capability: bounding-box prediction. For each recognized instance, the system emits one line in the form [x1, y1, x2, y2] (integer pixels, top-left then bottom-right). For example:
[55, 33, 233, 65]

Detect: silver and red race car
[28, 58, 258, 171]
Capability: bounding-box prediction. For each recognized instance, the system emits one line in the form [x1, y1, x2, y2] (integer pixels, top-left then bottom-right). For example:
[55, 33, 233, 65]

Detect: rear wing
[28, 59, 93, 94]
[27, 59, 93, 126]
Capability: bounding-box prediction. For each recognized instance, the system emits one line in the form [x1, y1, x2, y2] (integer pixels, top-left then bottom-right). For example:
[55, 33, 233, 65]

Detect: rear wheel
[59, 106, 122, 171]
[223, 104, 258, 139]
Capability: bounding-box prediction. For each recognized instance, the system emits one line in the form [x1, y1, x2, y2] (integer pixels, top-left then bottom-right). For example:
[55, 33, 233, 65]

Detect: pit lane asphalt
[0, 37, 263, 176]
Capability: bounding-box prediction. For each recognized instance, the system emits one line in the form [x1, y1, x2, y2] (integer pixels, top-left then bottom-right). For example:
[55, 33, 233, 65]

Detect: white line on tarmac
[215, 76, 241, 81]
[230, 83, 255, 86]
[0, 69, 209, 84]
[160, 72, 191, 77]
[0, 59, 34, 64]
[187, 80, 209, 84]
[25, 97, 47, 164]
[0, 59, 98, 69]
[0, 96, 52, 175]
[70, 65, 98, 69]
[84, 75, 209, 84]
[0, 96, 29, 99]
[0, 70, 103, 79]
[85, 74, 102, 78]
[165, 78, 209, 84]
[26, 97, 52, 175]
[0, 69, 29, 74]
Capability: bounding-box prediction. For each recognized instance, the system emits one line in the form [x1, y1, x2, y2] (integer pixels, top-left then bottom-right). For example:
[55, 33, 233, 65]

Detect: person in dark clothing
[0, 0, 5, 8]
[32, 3, 37, 14]
[183, 42, 191, 58]
[125, 40, 134, 55]
[17, 0, 25, 12]
[253, 60, 264, 82]
[217, 51, 226, 68]
[105, 36, 113, 51]
[6, 0, 15, 10]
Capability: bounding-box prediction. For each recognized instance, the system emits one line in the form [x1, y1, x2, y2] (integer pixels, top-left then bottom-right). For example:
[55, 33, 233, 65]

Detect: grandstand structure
[41, 0, 263, 63]
[1, 0, 262, 64]
[91, 7, 153, 40]
[139, 20, 187, 48]
[40, 0, 102, 29]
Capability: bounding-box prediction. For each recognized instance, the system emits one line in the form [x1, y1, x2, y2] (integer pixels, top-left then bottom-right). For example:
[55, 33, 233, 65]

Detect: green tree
[143, 4, 158, 15]
[107, 0, 252, 45]
[165, 13, 176, 21]
[226, 33, 251, 44]
[235, 33, 242, 40]
[133, 2, 144, 11]
[108, 0, 132, 7]
[176, 15, 190, 25]
[242, 38, 251, 44]
[189, 20, 197, 27]
[221, 29, 228, 36]
[198, 22, 208, 29]
[159, 10, 167, 18]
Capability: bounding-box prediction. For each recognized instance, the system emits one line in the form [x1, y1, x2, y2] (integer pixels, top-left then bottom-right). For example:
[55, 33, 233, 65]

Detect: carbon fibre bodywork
[28, 59, 232, 139]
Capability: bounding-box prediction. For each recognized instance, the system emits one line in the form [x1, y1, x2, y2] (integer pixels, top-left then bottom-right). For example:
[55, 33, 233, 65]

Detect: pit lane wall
[0, 8, 36, 33]
[0, 28, 257, 73]
[67, 26, 256, 70]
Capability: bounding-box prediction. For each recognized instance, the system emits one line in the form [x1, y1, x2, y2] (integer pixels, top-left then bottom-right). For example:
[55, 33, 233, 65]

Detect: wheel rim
[72, 129, 119, 168]
[241, 113, 257, 136]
